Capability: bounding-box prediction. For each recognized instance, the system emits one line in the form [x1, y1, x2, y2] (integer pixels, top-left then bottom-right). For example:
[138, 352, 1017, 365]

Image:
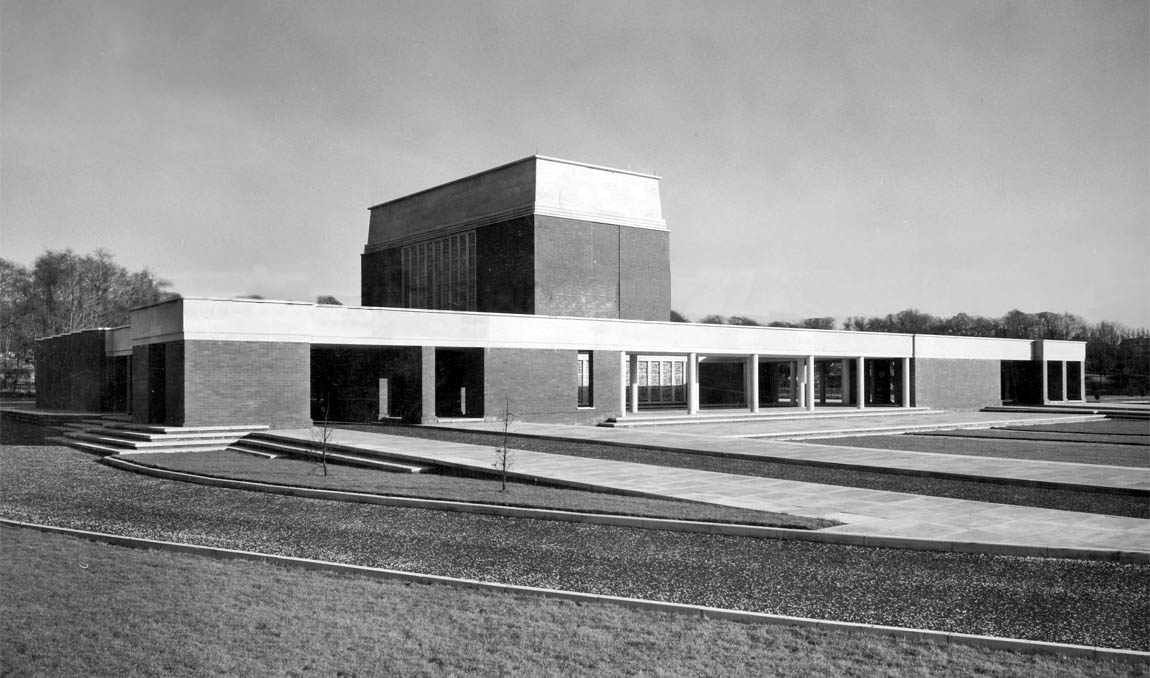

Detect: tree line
[672, 308, 1150, 396]
[1, 250, 175, 393]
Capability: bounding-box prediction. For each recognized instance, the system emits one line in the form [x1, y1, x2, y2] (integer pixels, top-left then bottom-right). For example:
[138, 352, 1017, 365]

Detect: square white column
[619, 353, 629, 417]
[901, 357, 912, 407]
[1076, 360, 1085, 404]
[749, 354, 760, 413]
[856, 357, 866, 409]
[687, 353, 699, 414]
[629, 354, 640, 414]
[1041, 361, 1050, 405]
[841, 359, 851, 406]
[805, 355, 816, 411]
[1060, 361, 1068, 403]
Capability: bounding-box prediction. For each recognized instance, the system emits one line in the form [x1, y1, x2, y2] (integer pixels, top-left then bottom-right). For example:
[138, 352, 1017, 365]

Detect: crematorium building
[35, 156, 1087, 428]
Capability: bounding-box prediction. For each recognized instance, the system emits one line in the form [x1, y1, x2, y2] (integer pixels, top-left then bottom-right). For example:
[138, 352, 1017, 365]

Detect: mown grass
[814, 434, 1150, 468]
[4, 445, 1147, 651]
[2, 526, 1144, 678]
[129, 450, 833, 529]
[343, 424, 1150, 518]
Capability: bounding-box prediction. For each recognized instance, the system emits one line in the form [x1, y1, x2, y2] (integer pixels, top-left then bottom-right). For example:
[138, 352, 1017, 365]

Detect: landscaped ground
[810, 419, 1149, 468]
[3, 525, 1143, 678]
[339, 423, 1150, 519]
[2, 445, 1147, 651]
[128, 450, 832, 529]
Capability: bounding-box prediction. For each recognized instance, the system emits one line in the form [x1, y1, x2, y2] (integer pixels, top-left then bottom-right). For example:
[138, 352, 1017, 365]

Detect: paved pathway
[428, 419, 1149, 493]
[611, 410, 1108, 438]
[265, 427, 1150, 554]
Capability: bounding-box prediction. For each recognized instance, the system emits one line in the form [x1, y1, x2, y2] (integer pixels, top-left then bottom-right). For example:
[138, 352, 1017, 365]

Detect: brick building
[35, 156, 1087, 428]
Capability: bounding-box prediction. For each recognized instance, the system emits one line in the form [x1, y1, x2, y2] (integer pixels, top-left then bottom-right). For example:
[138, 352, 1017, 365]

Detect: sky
[2, 0, 1147, 327]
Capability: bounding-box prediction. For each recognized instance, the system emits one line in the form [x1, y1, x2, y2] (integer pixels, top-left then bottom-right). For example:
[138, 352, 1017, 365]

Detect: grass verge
[3, 445, 1147, 651]
[128, 450, 833, 529]
[812, 434, 1149, 468]
[3, 525, 1145, 678]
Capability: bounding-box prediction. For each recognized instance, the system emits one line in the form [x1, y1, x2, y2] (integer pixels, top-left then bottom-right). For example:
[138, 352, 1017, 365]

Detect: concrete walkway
[429, 418, 1150, 494]
[610, 410, 1108, 438]
[264, 428, 1149, 555]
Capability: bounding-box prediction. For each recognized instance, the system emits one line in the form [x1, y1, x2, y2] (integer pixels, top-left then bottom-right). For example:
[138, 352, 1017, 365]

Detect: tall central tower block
[361, 156, 671, 321]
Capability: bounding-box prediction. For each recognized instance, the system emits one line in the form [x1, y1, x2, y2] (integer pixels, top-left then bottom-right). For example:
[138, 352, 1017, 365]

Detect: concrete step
[601, 407, 934, 428]
[89, 428, 255, 443]
[101, 422, 271, 435]
[62, 431, 233, 451]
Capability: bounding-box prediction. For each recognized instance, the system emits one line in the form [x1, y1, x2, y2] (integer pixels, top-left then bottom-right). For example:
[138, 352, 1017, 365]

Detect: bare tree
[492, 397, 515, 492]
[311, 392, 334, 476]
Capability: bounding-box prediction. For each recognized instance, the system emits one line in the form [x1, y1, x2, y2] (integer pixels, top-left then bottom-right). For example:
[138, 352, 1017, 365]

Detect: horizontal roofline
[367, 155, 661, 211]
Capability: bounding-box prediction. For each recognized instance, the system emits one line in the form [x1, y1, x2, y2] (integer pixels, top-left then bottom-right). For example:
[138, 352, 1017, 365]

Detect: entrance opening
[311, 346, 421, 422]
[146, 344, 166, 424]
[1002, 361, 1043, 404]
[863, 358, 904, 407]
[435, 348, 484, 418]
[699, 358, 746, 409]
[1066, 362, 1083, 401]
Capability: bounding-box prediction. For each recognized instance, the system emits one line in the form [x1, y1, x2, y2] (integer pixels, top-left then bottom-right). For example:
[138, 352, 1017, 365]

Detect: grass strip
[6, 526, 1143, 678]
[812, 435, 1149, 469]
[127, 450, 833, 529]
[915, 429, 1149, 447]
[3, 445, 1147, 651]
[343, 425, 1150, 519]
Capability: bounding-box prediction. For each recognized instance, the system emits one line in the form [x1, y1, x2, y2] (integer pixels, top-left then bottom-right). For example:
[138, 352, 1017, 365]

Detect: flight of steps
[50, 421, 270, 456]
[227, 432, 428, 473]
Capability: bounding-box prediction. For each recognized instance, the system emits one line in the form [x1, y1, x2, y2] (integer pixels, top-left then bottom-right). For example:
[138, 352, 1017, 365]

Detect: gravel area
[343, 425, 1150, 519]
[2, 445, 1147, 651]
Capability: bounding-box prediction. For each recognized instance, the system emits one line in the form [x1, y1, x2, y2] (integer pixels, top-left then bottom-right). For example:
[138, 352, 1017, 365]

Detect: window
[577, 352, 593, 407]
[401, 230, 476, 311]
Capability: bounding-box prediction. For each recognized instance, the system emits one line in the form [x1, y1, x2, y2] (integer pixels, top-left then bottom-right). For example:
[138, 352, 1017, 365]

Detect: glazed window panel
[577, 352, 593, 407]
[401, 231, 476, 311]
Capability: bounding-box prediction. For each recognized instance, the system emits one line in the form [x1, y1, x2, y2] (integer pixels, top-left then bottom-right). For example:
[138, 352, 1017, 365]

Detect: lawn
[2, 445, 1147, 651]
[2, 526, 1143, 678]
[129, 449, 832, 529]
[338, 424, 1150, 519]
[811, 434, 1149, 468]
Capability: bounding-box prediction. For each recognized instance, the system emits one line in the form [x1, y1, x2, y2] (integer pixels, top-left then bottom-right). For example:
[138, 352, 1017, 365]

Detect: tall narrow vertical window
[577, 352, 593, 407]
[401, 230, 476, 311]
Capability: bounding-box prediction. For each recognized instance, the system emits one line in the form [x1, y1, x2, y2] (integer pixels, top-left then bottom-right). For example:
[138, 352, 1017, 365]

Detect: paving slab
[263, 428, 1149, 555]
[428, 418, 1149, 494]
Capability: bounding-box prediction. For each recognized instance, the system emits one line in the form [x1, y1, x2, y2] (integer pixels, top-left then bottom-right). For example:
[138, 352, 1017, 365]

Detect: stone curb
[103, 456, 1149, 564]
[2, 519, 1145, 665]
[424, 424, 1149, 496]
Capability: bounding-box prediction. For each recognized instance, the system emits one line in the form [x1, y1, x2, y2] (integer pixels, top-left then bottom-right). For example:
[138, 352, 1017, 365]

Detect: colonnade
[620, 353, 913, 416]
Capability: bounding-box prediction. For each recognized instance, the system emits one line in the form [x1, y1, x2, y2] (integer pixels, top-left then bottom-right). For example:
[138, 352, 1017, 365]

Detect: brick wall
[482, 347, 620, 425]
[34, 329, 109, 412]
[913, 358, 1001, 410]
[534, 217, 620, 318]
[619, 226, 671, 321]
[476, 218, 534, 314]
[180, 340, 311, 428]
[360, 248, 403, 307]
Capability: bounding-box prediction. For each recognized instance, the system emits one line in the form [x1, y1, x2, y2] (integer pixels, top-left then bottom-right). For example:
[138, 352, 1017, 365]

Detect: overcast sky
[3, 0, 1147, 327]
